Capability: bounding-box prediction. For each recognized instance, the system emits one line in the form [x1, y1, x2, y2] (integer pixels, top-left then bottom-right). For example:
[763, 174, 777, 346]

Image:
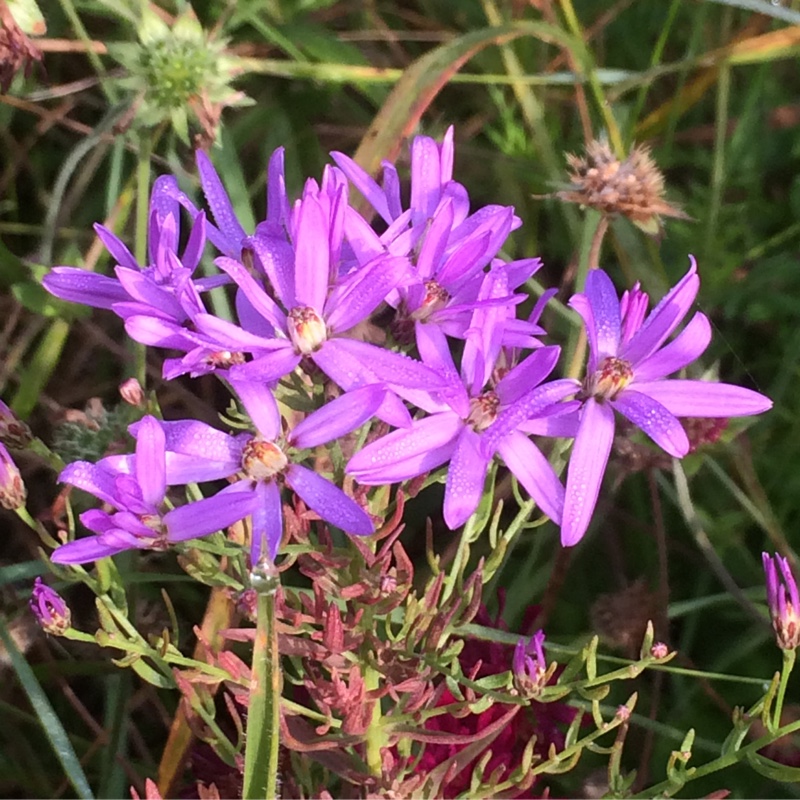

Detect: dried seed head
[558, 139, 689, 236]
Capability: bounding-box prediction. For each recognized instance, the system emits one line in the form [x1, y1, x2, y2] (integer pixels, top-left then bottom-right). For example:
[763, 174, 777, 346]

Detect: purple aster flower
[189, 184, 443, 425]
[30, 577, 71, 636]
[44, 176, 223, 320]
[134, 381, 383, 562]
[0, 442, 25, 510]
[512, 630, 550, 699]
[348, 311, 577, 529]
[561, 259, 773, 546]
[332, 126, 520, 238]
[763, 552, 800, 651]
[51, 415, 172, 564]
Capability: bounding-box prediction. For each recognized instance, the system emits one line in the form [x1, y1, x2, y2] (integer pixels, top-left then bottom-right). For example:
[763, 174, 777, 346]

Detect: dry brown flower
[0, 0, 43, 93]
[558, 139, 690, 236]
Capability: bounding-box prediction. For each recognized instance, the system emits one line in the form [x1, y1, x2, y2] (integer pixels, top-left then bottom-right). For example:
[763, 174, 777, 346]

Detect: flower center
[466, 392, 500, 432]
[288, 306, 327, 354]
[241, 438, 288, 481]
[410, 280, 450, 322]
[204, 350, 246, 368]
[587, 356, 634, 400]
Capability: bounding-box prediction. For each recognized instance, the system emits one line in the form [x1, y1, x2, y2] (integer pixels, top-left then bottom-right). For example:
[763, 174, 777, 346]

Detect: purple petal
[496, 346, 562, 406]
[415, 322, 458, 378]
[633, 312, 711, 382]
[43, 268, 129, 310]
[94, 223, 138, 269]
[251, 480, 284, 562]
[440, 126, 455, 183]
[290, 385, 386, 449]
[50, 534, 134, 564]
[287, 464, 374, 535]
[294, 194, 330, 311]
[142, 419, 242, 479]
[561, 398, 615, 547]
[246, 227, 296, 309]
[182, 211, 206, 272]
[410, 135, 442, 224]
[343, 206, 386, 265]
[166, 482, 255, 542]
[324, 255, 409, 334]
[317, 338, 447, 390]
[382, 162, 402, 220]
[330, 151, 393, 224]
[192, 313, 284, 352]
[482, 379, 580, 452]
[114, 267, 185, 321]
[624, 258, 699, 366]
[497, 430, 564, 523]
[123, 316, 197, 350]
[631, 380, 773, 418]
[267, 146, 289, 227]
[196, 150, 247, 253]
[436, 232, 490, 289]
[519, 404, 581, 437]
[347, 413, 461, 483]
[215, 257, 287, 331]
[416, 199, 454, 280]
[60, 461, 119, 507]
[229, 379, 281, 440]
[230, 344, 300, 383]
[443, 428, 489, 530]
[582, 268, 621, 359]
[613, 389, 689, 457]
[135, 416, 166, 507]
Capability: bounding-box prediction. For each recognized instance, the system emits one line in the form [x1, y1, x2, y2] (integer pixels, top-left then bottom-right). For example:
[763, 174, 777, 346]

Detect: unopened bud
[30, 577, 71, 636]
[0, 399, 32, 448]
[651, 642, 669, 659]
[513, 629, 549, 699]
[119, 378, 145, 407]
[763, 552, 800, 650]
[0, 443, 25, 509]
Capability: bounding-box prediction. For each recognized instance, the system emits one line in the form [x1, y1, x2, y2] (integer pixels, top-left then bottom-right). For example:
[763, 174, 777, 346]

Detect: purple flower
[763, 552, 800, 651]
[347, 315, 576, 529]
[561, 259, 773, 546]
[30, 577, 71, 636]
[0, 442, 25, 510]
[512, 630, 550, 698]
[51, 415, 172, 564]
[44, 176, 222, 319]
[135, 381, 382, 562]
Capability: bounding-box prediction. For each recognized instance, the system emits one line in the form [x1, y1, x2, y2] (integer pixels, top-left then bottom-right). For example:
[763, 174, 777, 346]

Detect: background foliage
[1, 0, 799, 797]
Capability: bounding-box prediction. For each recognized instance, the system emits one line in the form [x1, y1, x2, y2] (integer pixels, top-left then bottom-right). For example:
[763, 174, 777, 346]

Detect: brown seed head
[558, 139, 689, 236]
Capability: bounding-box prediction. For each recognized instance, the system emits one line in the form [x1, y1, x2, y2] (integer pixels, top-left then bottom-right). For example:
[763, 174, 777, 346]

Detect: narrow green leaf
[0, 616, 94, 799]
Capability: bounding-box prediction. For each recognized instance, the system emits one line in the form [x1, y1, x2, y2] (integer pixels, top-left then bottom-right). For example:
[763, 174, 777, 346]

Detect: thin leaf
[0, 616, 94, 799]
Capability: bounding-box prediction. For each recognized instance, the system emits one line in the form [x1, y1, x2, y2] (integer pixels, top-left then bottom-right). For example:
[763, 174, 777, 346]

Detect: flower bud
[512, 629, 549, 698]
[0, 399, 32, 448]
[0, 443, 25, 509]
[30, 577, 71, 636]
[763, 552, 800, 650]
[119, 378, 145, 407]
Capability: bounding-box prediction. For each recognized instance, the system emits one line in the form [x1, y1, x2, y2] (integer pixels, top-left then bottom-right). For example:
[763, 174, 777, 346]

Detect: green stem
[364, 663, 384, 777]
[242, 561, 281, 800]
[632, 716, 800, 798]
[772, 648, 796, 732]
[441, 512, 480, 603]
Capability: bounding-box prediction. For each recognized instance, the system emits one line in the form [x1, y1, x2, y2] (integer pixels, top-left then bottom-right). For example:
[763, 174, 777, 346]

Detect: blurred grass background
[1, 0, 800, 796]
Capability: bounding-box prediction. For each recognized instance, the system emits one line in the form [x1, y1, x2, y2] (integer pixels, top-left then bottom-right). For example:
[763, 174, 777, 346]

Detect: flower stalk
[242, 557, 282, 800]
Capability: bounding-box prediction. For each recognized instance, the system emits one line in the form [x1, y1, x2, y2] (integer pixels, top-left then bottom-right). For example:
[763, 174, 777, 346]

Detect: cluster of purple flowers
[44, 128, 772, 566]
